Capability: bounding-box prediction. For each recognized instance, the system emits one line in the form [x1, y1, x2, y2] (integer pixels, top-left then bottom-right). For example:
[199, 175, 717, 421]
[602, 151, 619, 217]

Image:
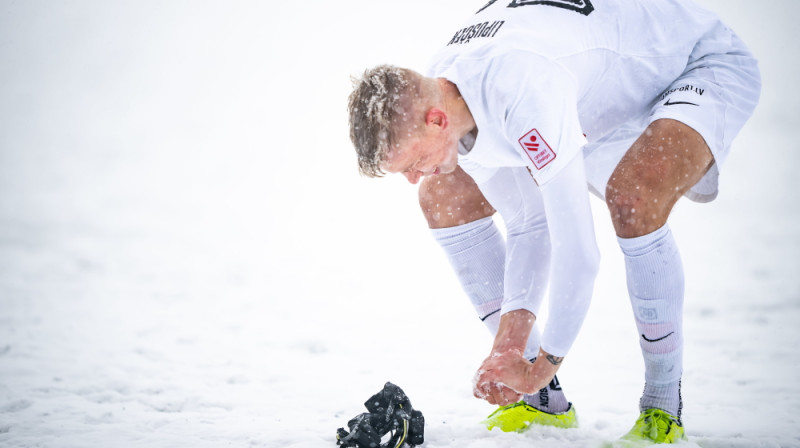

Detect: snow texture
[0, 1, 798, 447]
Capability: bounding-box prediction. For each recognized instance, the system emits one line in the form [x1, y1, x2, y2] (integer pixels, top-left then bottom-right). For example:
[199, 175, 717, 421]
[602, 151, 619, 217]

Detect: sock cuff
[431, 215, 494, 239]
[475, 299, 502, 320]
[617, 224, 673, 257]
[430, 216, 498, 253]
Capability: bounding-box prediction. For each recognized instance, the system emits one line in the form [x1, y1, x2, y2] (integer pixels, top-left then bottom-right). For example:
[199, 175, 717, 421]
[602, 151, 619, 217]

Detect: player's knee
[419, 169, 495, 229]
[606, 119, 713, 238]
[605, 177, 669, 238]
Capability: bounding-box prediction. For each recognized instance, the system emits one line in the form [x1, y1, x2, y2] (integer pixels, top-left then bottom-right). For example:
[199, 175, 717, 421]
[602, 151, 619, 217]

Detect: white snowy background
[1, 0, 797, 447]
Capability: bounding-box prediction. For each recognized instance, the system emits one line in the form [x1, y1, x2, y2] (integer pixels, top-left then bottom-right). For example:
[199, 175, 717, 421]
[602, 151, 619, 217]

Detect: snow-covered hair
[347, 65, 421, 177]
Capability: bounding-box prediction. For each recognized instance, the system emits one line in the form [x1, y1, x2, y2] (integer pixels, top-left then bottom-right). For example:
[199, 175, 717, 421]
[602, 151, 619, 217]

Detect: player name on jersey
[447, 21, 505, 46]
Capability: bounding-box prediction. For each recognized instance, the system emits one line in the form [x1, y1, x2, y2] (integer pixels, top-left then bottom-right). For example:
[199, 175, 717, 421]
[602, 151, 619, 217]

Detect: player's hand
[472, 349, 531, 406]
[473, 349, 564, 406]
[472, 379, 521, 406]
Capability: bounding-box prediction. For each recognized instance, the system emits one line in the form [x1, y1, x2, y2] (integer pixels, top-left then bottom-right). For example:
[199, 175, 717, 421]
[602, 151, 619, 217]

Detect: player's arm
[498, 53, 600, 360]
[474, 155, 599, 403]
[472, 52, 599, 403]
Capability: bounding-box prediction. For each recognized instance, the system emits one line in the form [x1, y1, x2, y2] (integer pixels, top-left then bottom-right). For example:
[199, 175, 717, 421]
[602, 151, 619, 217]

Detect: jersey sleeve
[485, 50, 587, 185]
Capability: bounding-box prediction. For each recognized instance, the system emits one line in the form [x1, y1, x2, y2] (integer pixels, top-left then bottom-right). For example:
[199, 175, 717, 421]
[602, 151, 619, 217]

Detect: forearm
[527, 348, 564, 392]
[491, 309, 536, 355]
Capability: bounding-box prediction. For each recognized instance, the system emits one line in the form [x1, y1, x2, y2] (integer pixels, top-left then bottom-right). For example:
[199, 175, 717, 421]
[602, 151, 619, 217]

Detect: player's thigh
[606, 118, 713, 236]
[419, 166, 495, 229]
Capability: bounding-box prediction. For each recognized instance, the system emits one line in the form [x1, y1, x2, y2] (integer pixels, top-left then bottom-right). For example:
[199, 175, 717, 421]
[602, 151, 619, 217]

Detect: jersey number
[478, 0, 594, 16]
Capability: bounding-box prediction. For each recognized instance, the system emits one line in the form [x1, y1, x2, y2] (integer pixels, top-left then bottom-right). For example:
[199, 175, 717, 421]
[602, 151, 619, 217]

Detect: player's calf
[419, 166, 494, 229]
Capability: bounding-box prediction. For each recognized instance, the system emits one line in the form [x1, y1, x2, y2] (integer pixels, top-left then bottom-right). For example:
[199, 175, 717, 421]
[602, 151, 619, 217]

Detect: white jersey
[427, 0, 733, 186]
[424, 0, 760, 356]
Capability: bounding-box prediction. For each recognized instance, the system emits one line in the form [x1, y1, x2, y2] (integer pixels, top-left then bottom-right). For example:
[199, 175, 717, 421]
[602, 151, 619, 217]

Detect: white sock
[430, 217, 505, 326]
[431, 218, 569, 413]
[618, 224, 683, 419]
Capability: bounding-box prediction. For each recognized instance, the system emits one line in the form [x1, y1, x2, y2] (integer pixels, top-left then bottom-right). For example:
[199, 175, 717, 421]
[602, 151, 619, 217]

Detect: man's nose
[403, 171, 422, 184]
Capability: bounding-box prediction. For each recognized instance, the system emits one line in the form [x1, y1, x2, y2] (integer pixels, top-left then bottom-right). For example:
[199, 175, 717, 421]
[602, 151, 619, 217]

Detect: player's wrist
[524, 350, 564, 393]
[491, 309, 536, 353]
[537, 348, 565, 368]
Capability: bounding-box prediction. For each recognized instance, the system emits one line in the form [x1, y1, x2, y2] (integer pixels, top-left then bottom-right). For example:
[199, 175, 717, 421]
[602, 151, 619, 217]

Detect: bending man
[347, 0, 760, 443]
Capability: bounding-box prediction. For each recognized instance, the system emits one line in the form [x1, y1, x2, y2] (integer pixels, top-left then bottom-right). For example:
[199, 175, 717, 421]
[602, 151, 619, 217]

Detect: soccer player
[346, 0, 760, 443]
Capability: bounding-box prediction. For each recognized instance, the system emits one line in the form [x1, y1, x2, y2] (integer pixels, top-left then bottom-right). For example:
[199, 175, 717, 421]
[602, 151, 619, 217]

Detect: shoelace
[640, 409, 674, 439]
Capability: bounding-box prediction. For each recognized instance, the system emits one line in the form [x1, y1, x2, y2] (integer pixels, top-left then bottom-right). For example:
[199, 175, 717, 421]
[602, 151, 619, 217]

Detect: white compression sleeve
[538, 155, 600, 356]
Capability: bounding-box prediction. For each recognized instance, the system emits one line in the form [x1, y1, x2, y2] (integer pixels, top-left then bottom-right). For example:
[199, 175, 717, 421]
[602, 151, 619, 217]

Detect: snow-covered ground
[1, 1, 797, 447]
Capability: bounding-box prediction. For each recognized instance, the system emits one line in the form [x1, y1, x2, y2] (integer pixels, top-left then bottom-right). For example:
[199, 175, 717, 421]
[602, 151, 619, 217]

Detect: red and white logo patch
[518, 128, 556, 170]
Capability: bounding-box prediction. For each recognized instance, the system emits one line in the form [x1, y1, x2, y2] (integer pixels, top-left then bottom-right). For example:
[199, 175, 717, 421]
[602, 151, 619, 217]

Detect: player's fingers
[498, 383, 522, 406]
[485, 386, 500, 405]
[501, 387, 522, 406]
[475, 380, 500, 405]
[475, 376, 519, 406]
[473, 379, 490, 400]
[486, 394, 498, 405]
[486, 383, 511, 406]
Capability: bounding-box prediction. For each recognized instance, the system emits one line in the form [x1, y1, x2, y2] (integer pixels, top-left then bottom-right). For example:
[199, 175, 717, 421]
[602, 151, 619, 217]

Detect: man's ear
[425, 108, 448, 129]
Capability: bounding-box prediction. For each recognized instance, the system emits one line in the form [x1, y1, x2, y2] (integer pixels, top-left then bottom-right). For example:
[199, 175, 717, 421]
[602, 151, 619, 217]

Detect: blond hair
[347, 65, 423, 177]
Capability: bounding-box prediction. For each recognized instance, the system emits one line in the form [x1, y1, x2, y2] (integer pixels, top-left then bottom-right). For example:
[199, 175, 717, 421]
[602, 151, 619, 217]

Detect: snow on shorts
[583, 30, 762, 203]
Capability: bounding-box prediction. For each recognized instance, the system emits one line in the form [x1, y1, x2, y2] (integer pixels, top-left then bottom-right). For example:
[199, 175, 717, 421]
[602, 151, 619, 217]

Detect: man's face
[381, 129, 459, 184]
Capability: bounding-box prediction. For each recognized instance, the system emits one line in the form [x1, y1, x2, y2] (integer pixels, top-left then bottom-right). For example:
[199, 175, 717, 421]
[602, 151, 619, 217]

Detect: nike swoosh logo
[664, 99, 699, 106]
[480, 309, 500, 321]
[641, 332, 675, 343]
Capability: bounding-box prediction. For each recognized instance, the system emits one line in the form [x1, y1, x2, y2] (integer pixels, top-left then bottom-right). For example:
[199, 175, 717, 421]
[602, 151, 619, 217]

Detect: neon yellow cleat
[621, 409, 686, 443]
[483, 401, 578, 432]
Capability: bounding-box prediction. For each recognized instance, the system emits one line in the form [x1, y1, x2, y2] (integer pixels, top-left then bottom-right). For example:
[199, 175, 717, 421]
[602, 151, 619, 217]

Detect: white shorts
[583, 29, 762, 203]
